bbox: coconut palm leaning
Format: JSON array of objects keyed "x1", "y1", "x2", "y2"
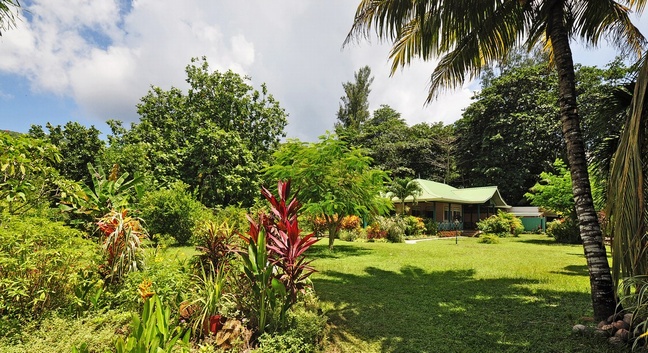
[{"x1": 345, "y1": 0, "x2": 646, "y2": 321}]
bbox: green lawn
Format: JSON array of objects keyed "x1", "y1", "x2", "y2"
[{"x1": 308, "y1": 234, "x2": 622, "y2": 353}]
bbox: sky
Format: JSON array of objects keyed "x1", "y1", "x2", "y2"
[{"x1": 0, "y1": 1, "x2": 647, "y2": 142}]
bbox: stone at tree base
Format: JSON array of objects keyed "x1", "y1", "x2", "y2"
[
  {"x1": 608, "y1": 313, "x2": 624, "y2": 323},
  {"x1": 613, "y1": 320, "x2": 630, "y2": 331},
  {"x1": 572, "y1": 324, "x2": 587, "y2": 334},
  {"x1": 594, "y1": 329, "x2": 611, "y2": 338},
  {"x1": 608, "y1": 336, "x2": 624, "y2": 346},
  {"x1": 600, "y1": 323, "x2": 615, "y2": 332},
  {"x1": 598, "y1": 320, "x2": 609, "y2": 329},
  {"x1": 614, "y1": 328, "x2": 630, "y2": 341},
  {"x1": 623, "y1": 313, "x2": 633, "y2": 325}
]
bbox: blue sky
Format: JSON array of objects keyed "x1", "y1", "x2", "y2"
[{"x1": 0, "y1": 1, "x2": 647, "y2": 141}]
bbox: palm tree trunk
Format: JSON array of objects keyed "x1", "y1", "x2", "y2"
[{"x1": 547, "y1": 0, "x2": 616, "y2": 321}]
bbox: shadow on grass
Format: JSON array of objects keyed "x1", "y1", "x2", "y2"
[
  {"x1": 314, "y1": 266, "x2": 616, "y2": 353},
  {"x1": 552, "y1": 265, "x2": 590, "y2": 277},
  {"x1": 517, "y1": 237, "x2": 567, "y2": 246},
  {"x1": 306, "y1": 243, "x2": 373, "y2": 260}
]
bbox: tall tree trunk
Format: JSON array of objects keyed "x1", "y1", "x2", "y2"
[{"x1": 547, "y1": 0, "x2": 616, "y2": 321}]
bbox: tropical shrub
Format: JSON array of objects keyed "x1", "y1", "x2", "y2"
[
  {"x1": 107, "y1": 249, "x2": 192, "y2": 313},
  {"x1": 61, "y1": 164, "x2": 144, "y2": 228},
  {"x1": 340, "y1": 215, "x2": 361, "y2": 230},
  {"x1": 189, "y1": 264, "x2": 231, "y2": 337},
  {"x1": 547, "y1": 218, "x2": 581, "y2": 244},
  {"x1": 139, "y1": 181, "x2": 207, "y2": 245},
  {"x1": 0, "y1": 310, "x2": 130, "y2": 352},
  {"x1": 425, "y1": 218, "x2": 438, "y2": 236},
  {"x1": 339, "y1": 229, "x2": 362, "y2": 242},
  {"x1": 115, "y1": 294, "x2": 191, "y2": 353},
  {"x1": 255, "y1": 306, "x2": 326, "y2": 353},
  {"x1": 213, "y1": 205, "x2": 250, "y2": 234},
  {"x1": 404, "y1": 216, "x2": 426, "y2": 236},
  {"x1": 96, "y1": 209, "x2": 147, "y2": 284},
  {"x1": 193, "y1": 220, "x2": 238, "y2": 272},
  {"x1": 477, "y1": 210, "x2": 523, "y2": 237},
  {"x1": 308, "y1": 216, "x2": 328, "y2": 237},
  {"x1": 0, "y1": 216, "x2": 99, "y2": 330},
  {"x1": 0, "y1": 132, "x2": 63, "y2": 215},
  {"x1": 478, "y1": 234, "x2": 501, "y2": 244},
  {"x1": 370, "y1": 216, "x2": 406, "y2": 243},
  {"x1": 240, "y1": 217, "x2": 283, "y2": 335},
  {"x1": 263, "y1": 182, "x2": 318, "y2": 308},
  {"x1": 366, "y1": 224, "x2": 387, "y2": 240}
]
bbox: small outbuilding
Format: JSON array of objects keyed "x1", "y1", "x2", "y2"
[{"x1": 508, "y1": 206, "x2": 559, "y2": 232}]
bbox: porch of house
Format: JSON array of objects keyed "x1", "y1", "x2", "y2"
[{"x1": 401, "y1": 201, "x2": 502, "y2": 232}]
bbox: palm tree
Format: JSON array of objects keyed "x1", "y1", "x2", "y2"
[
  {"x1": 0, "y1": 0, "x2": 20, "y2": 36},
  {"x1": 607, "y1": 55, "x2": 648, "y2": 293},
  {"x1": 389, "y1": 177, "x2": 422, "y2": 215},
  {"x1": 345, "y1": 0, "x2": 646, "y2": 320}
]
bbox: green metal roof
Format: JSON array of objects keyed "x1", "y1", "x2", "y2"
[{"x1": 396, "y1": 179, "x2": 510, "y2": 208}]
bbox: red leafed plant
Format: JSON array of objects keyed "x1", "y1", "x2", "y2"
[
  {"x1": 262, "y1": 181, "x2": 318, "y2": 306},
  {"x1": 239, "y1": 180, "x2": 318, "y2": 332}
]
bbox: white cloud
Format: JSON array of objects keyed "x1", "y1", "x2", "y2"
[
  {"x1": 2, "y1": 0, "x2": 638, "y2": 140},
  {"x1": 0, "y1": 90, "x2": 14, "y2": 100}
]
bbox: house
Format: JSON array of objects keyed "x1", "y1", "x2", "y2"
[{"x1": 392, "y1": 179, "x2": 510, "y2": 231}]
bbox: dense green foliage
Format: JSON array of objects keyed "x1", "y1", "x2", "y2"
[
  {"x1": 0, "y1": 132, "x2": 64, "y2": 215},
  {"x1": 139, "y1": 181, "x2": 208, "y2": 245},
  {"x1": 476, "y1": 210, "x2": 524, "y2": 237},
  {"x1": 455, "y1": 58, "x2": 562, "y2": 205},
  {"x1": 348, "y1": 105, "x2": 455, "y2": 181},
  {"x1": 0, "y1": 311, "x2": 130, "y2": 353},
  {"x1": 546, "y1": 218, "x2": 581, "y2": 244},
  {"x1": 525, "y1": 159, "x2": 575, "y2": 216},
  {"x1": 29, "y1": 122, "x2": 105, "y2": 184},
  {"x1": 0, "y1": 216, "x2": 99, "y2": 332},
  {"x1": 105, "y1": 57, "x2": 287, "y2": 208}
]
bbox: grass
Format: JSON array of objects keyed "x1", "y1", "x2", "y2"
[{"x1": 308, "y1": 234, "x2": 622, "y2": 353}]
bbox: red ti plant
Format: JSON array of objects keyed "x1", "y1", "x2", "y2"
[
  {"x1": 262, "y1": 181, "x2": 318, "y2": 307},
  {"x1": 239, "y1": 180, "x2": 318, "y2": 333}
]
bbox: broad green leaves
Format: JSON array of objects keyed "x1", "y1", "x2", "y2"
[{"x1": 0, "y1": 132, "x2": 63, "y2": 215}]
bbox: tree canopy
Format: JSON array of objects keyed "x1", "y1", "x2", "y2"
[
  {"x1": 28, "y1": 122, "x2": 105, "y2": 185},
  {"x1": 106, "y1": 57, "x2": 287, "y2": 207},
  {"x1": 454, "y1": 57, "x2": 562, "y2": 205},
  {"x1": 264, "y1": 133, "x2": 392, "y2": 249},
  {"x1": 336, "y1": 66, "x2": 374, "y2": 133}
]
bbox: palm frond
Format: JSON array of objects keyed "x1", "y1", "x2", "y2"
[
  {"x1": 573, "y1": 0, "x2": 646, "y2": 59},
  {"x1": 382, "y1": 0, "x2": 529, "y2": 99},
  {"x1": 0, "y1": 0, "x2": 20, "y2": 36},
  {"x1": 625, "y1": 0, "x2": 648, "y2": 14},
  {"x1": 608, "y1": 54, "x2": 648, "y2": 292}
]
